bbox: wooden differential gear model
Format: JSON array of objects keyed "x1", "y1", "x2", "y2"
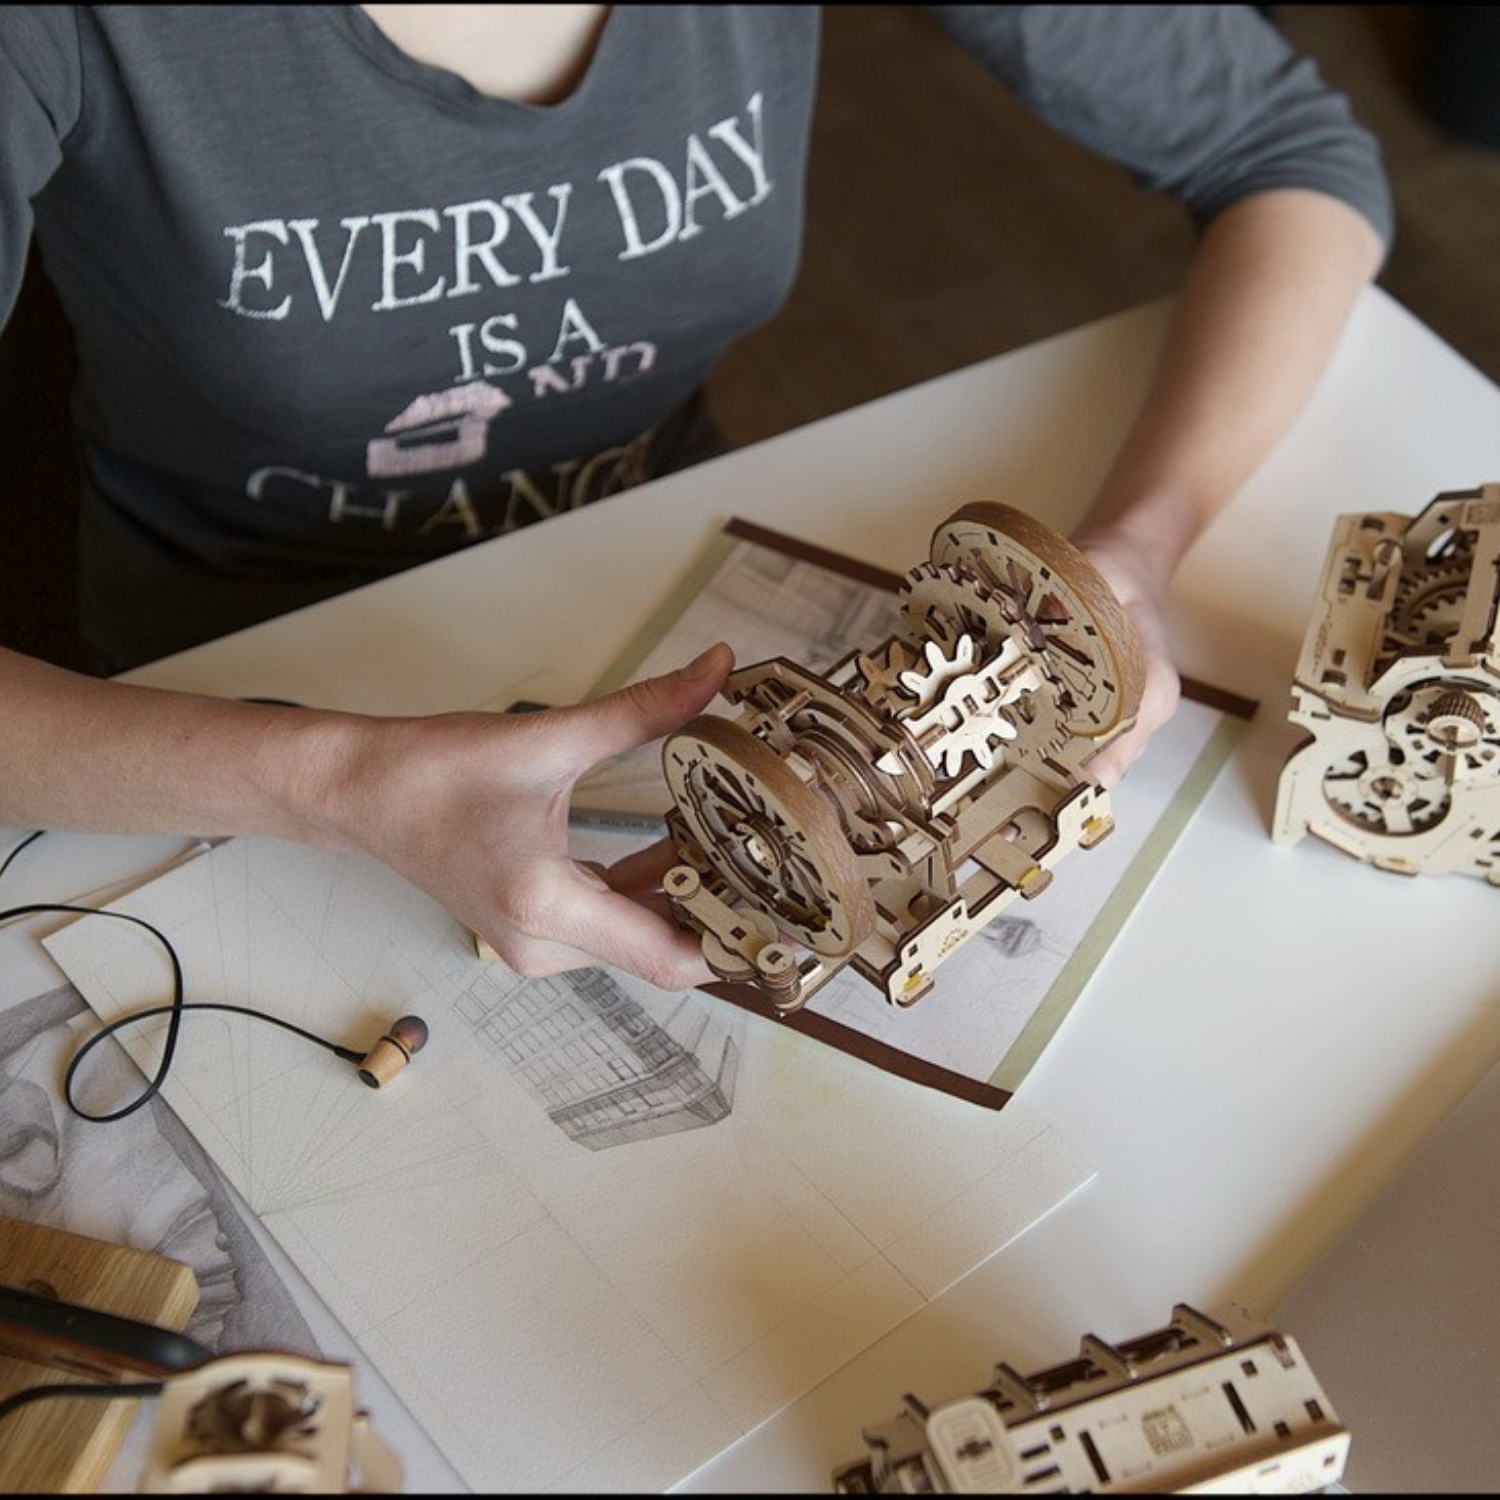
[
  {"x1": 1274, "y1": 484, "x2": 1500, "y2": 881},
  {"x1": 661, "y1": 502, "x2": 1145, "y2": 1014}
]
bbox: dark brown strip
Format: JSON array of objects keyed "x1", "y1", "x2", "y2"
[
  {"x1": 1180, "y1": 675, "x2": 1258, "y2": 720},
  {"x1": 725, "y1": 516, "x2": 907, "y2": 594},
  {"x1": 703, "y1": 979, "x2": 1012, "y2": 1111}
]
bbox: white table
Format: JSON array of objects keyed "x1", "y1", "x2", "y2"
[{"x1": 8, "y1": 285, "x2": 1500, "y2": 1491}]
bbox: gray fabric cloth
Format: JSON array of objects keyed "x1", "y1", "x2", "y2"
[{"x1": 0, "y1": 5, "x2": 1391, "y2": 668}]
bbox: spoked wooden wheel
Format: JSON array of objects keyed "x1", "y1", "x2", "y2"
[
  {"x1": 662, "y1": 716, "x2": 875, "y2": 958},
  {"x1": 924, "y1": 501, "x2": 1145, "y2": 738}
]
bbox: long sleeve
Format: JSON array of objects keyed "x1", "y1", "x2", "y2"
[
  {"x1": 926, "y1": 5, "x2": 1393, "y2": 243},
  {"x1": 0, "y1": 7, "x2": 82, "y2": 324}
]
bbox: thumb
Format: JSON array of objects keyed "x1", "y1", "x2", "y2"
[{"x1": 565, "y1": 642, "x2": 735, "y2": 770}]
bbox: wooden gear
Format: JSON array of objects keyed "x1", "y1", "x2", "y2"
[
  {"x1": 1274, "y1": 484, "x2": 1500, "y2": 880},
  {"x1": 662, "y1": 501, "x2": 1145, "y2": 1013}
]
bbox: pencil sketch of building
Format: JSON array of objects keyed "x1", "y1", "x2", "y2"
[
  {"x1": 574, "y1": 535, "x2": 907, "y2": 817},
  {"x1": 980, "y1": 915, "x2": 1043, "y2": 959},
  {"x1": 711, "y1": 543, "x2": 905, "y2": 670},
  {"x1": 455, "y1": 966, "x2": 739, "y2": 1149}
]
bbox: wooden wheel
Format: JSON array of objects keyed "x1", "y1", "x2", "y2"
[
  {"x1": 926, "y1": 501, "x2": 1145, "y2": 738},
  {"x1": 662, "y1": 715, "x2": 875, "y2": 958}
]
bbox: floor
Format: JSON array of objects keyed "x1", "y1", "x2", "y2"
[{"x1": 6, "y1": 5, "x2": 1500, "y2": 672}]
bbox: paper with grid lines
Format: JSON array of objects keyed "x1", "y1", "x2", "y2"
[{"x1": 45, "y1": 838, "x2": 1093, "y2": 1492}]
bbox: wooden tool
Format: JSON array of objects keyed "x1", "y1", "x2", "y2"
[{"x1": 0, "y1": 1217, "x2": 198, "y2": 1494}]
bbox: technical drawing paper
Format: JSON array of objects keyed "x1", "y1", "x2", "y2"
[{"x1": 44, "y1": 839, "x2": 1094, "y2": 1493}]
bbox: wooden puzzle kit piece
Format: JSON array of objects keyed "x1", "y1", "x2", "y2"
[
  {"x1": 830, "y1": 1303, "x2": 1349, "y2": 1494},
  {"x1": 662, "y1": 501, "x2": 1145, "y2": 1014},
  {"x1": 1273, "y1": 483, "x2": 1500, "y2": 880}
]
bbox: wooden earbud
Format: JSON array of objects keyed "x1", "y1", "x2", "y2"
[{"x1": 356, "y1": 1015, "x2": 429, "y2": 1088}]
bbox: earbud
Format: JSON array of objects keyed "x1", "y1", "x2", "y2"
[{"x1": 356, "y1": 1015, "x2": 429, "y2": 1088}]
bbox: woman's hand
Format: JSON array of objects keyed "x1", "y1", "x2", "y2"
[
  {"x1": 325, "y1": 643, "x2": 735, "y2": 990},
  {"x1": 1072, "y1": 529, "x2": 1181, "y2": 789}
]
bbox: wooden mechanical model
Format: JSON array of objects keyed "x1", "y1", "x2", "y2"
[
  {"x1": 1273, "y1": 484, "x2": 1500, "y2": 880},
  {"x1": 661, "y1": 501, "x2": 1145, "y2": 1014},
  {"x1": 138, "y1": 1351, "x2": 402, "y2": 1493},
  {"x1": 830, "y1": 1303, "x2": 1349, "y2": 1494}
]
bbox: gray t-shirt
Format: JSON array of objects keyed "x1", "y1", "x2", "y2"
[{"x1": 0, "y1": 6, "x2": 1391, "y2": 668}]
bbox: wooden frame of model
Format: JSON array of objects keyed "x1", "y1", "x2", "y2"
[
  {"x1": 660, "y1": 501, "x2": 1145, "y2": 1014},
  {"x1": 138, "y1": 1351, "x2": 402, "y2": 1493},
  {"x1": 1273, "y1": 484, "x2": 1500, "y2": 881},
  {"x1": 829, "y1": 1303, "x2": 1350, "y2": 1494}
]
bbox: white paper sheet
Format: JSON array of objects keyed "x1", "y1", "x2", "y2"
[{"x1": 45, "y1": 837, "x2": 1094, "y2": 1493}]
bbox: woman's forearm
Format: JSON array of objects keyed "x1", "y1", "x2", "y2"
[
  {"x1": 1073, "y1": 187, "x2": 1387, "y2": 586},
  {"x1": 1070, "y1": 187, "x2": 1386, "y2": 784},
  {"x1": 0, "y1": 644, "x2": 365, "y2": 842},
  {"x1": 0, "y1": 638, "x2": 737, "y2": 989}
]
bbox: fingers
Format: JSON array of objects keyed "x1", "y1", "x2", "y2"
[
  {"x1": 455, "y1": 654, "x2": 735, "y2": 987},
  {"x1": 601, "y1": 837, "x2": 685, "y2": 897},
  {"x1": 475, "y1": 874, "x2": 715, "y2": 991},
  {"x1": 549, "y1": 643, "x2": 735, "y2": 777},
  {"x1": 1086, "y1": 725, "x2": 1145, "y2": 790},
  {"x1": 470, "y1": 841, "x2": 716, "y2": 990},
  {"x1": 598, "y1": 840, "x2": 699, "y2": 932},
  {"x1": 1087, "y1": 650, "x2": 1181, "y2": 787},
  {"x1": 1068, "y1": 534, "x2": 1183, "y2": 788}
]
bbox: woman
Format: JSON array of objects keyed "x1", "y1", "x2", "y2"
[{"x1": 0, "y1": 6, "x2": 1390, "y2": 987}]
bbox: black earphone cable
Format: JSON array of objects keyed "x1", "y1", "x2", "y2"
[
  {"x1": 0, "y1": 833, "x2": 367, "y2": 1122},
  {"x1": 0, "y1": 828, "x2": 44, "y2": 884},
  {"x1": 0, "y1": 1378, "x2": 165, "y2": 1429}
]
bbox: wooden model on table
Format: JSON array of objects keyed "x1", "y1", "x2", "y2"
[
  {"x1": 138, "y1": 1350, "x2": 402, "y2": 1493},
  {"x1": 661, "y1": 501, "x2": 1145, "y2": 1015},
  {"x1": 1274, "y1": 484, "x2": 1500, "y2": 881},
  {"x1": 829, "y1": 1302, "x2": 1350, "y2": 1494}
]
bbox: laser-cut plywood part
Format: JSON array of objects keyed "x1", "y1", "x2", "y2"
[
  {"x1": 0, "y1": 1218, "x2": 198, "y2": 1495},
  {"x1": 662, "y1": 501, "x2": 1144, "y2": 1014},
  {"x1": 830, "y1": 1303, "x2": 1350, "y2": 1494},
  {"x1": 138, "y1": 1351, "x2": 402, "y2": 1493},
  {"x1": 1273, "y1": 484, "x2": 1500, "y2": 881}
]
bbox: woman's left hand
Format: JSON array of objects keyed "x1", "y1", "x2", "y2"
[{"x1": 1073, "y1": 530, "x2": 1182, "y2": 789}]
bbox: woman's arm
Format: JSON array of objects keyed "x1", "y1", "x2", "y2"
[
  {"x1": 922, "y1": 5, "x2": 1393, "y2": 781},
  {"x1": 1072, "y1": 186, "x2": 1387, "y2": 785},
  {"x1": 0, "y1": 639, "x2": 734, "y2": 986}
]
